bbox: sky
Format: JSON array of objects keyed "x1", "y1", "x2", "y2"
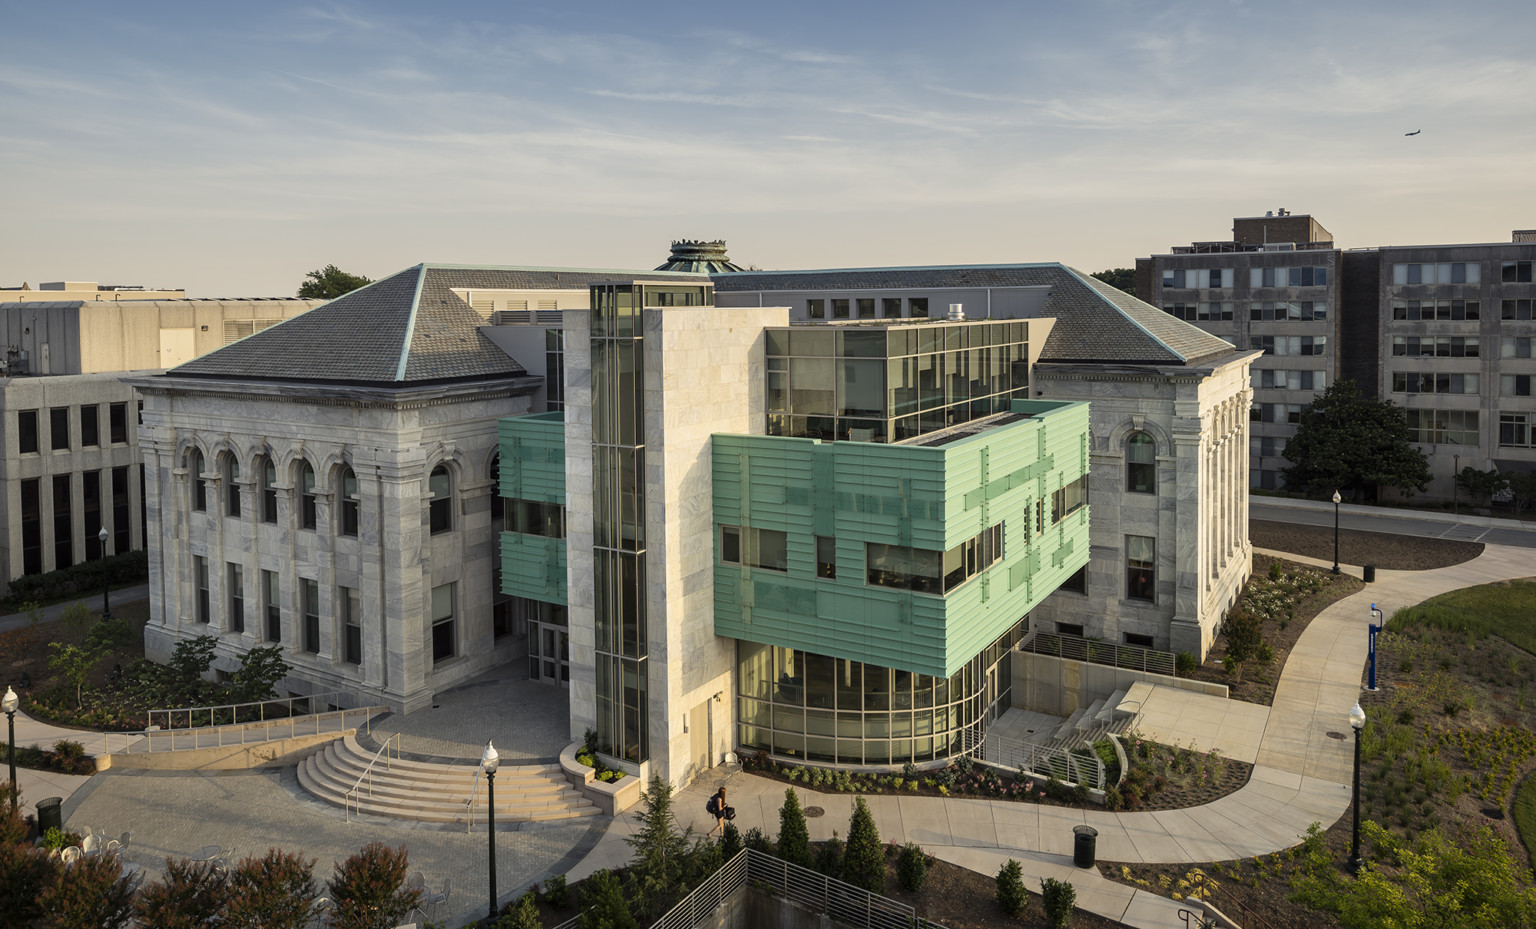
[{"x1": 3, "y1": 0, "x2": 1535, "y2": 297}]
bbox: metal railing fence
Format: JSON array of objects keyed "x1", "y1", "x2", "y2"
[
  {"x1": 956, "y1": 723, "x2": 1109, "y2": 790},
  {"x1": 148, "y1": 691, "x2": 364, "y2": 732},
  {"x1": 107, "y1": 705, "x2": 380, "y2": 755},
  {"x1": 1022, "y1": 633, "x2": 1177, "y2": 677},
  {"x1": 344, "y1": 733, "x2": 402, "y2": 822}
]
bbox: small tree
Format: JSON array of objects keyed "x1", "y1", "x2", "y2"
[
  {"x1": 59, "y1": 602, "x2": 95, "y2": 640},
  {"x1": 624, "y1": 776, "x2": 691, "y2": 919},
  {"x1": 495, "y1": 891, "x2": 541, "y2": 929},
  {"x1": 815, "y1": 830, "x2": 844, "y2": 878},
  {"x1": 1455, "y1": 467, "x2": 1507, "y2": 509},
  {"x1": 996, "y1": 859, "x2": 1028, "y2": 918},
  {"x1": 134, "y1": 858, "x2": 228, "y2": 927},
  {"x1": 48, "y1": 641, "x2": 103, "y2": 707},
  {"x1": 0, "y1": 841, "x2": 59, "y2": 926},
  {"x1": 223, "y1": 849, "x2": 319, "y2": 929},
  {"x1": 1282, "y1": 379, "x2": 1431, "y2": 500},
  {"x1": 841, "y1": 797, "x2": 884, "y2": 894},
  {"x1": 1041, "y1": 876, "x2": 1076, "y2": 928},
  {"x1": 38, "y1": 851, "x2": 136, "y2": 928},
  {"x1": 1509, "y1": 471, "x2": 1536, "y2": 517},
  {"x1": 297, "y1": 265, "x2": 372, "y2": 300},
  {"x1": 327, "y1": 842, "x2": 420, "y2": 929},
  {"x1": 777, "y1": 788, "x2": 813, "y2": 867},
  {"x1": 1221, "y1": 607, "x2": 1264, "y2": 683},
  {"x1": 719, "y1": 822, "x2": 742, "y2": 859},
  {"x1": 897, "y1": 842, "x2": 927, "y2": 892},
  {"x1": 230, "y1": 646, "x2": 292, "y2": 704},
  {"x1": 579, "y1": 869, "x2": 637, "y2": 929}
]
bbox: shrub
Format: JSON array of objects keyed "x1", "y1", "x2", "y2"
[
  {"x1": 777, "y1": 788, "x2": 813, "y2": 868},
  {"x1": 743, "y1": 826, "x2": 774, "y2": 855},
  {"x1": 0, "y1": 841, "x2": 59, "y2": 926},
  {"x1": 579, "y1": 869, "x2": 637, "y2": 929},
  {"x1": 327, "y1": 842, "x2": 420, "y2": 929},
  {"x1": 3, "y1": 549, "x2": 149, "y2": 606},
  {"x1": 815, "y1": 832, "x2": 844, "y2": 878},
  {"x1": 1041, "y1": 877, "x2": 1076, "y2": 928},
  {"x1": 38, "y1": 849, "x2": 136, "y2": 928},
  {"x1": 842, "y1": 797, "x2": 884, "y2": 893},
  {"x1": 223, "y1": 849, "x2": 319, "y2": 929},
  {"x1": 1103, "y1": 785, "x2": 1123, "y2": 811},
  {"x1": 495, "y1": 891, "x2": 541, "y2": 929},
  {"x1": 134, "y1": 858, "x2": 229, "y2": 928},
  {"x1": 624, "y1": 776, "x2": 692, "y2": 919},
  {"x1": 996, "y1": 859, "x2": 1028, "y2": 918},
  {"x1": 897, "y1": 842, "x2": 927, "y2": 892},
  {"x1": 719, "y1": 822, "x2": 742, "y2": 859},
  {"x1": 543, "y1": 873, "x2": 570, "y2": 908},
  {"x1": 1175, "y1": 651, "x2": 1198, "y2": 677}
]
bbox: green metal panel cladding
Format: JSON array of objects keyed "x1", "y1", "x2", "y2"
[
  {"x1": 499, "y1": 411, "x2": 567, "y2": 605},
  {"x1": 713, "y1": 400, "x2": 1091, "y2": 678}
]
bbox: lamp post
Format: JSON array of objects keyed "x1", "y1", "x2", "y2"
[
  {"x1": 483, "y1": 740, "x2": 499, "y2": 924},
  {"x1": 3, "y1": 686, "x2": 18, "y2": 813},
  {"x1": 98, "y1": 527, "x2": 112, "y2": 622},
  {"x1": 1331, "y1": 490, "x2": 1342, "y2": 575},
  {"x1": 1349, "y1": 702, "x2": 1366, "y2": 874},
  {"x1": 1453, "y1": 454, "x2": 1460, "y2": 517}
]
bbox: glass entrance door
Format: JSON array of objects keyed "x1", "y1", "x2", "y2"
[{"x1": 529, "y1": 621, "x2": 570, "y2": 687}]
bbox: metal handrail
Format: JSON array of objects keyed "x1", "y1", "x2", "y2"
[
  {"x1": 973, "y1": 727, "x2": 1108, "y2": 790},
  {"x1": 148, "y1": 691, "x2": 361, "y2": 732},
  {"x1": 343, "y1": 733, "x2": 401, "y2": 822},
  {"x1": 1023, "y1": 633, "x2": 1177, "y2": 677},
  {"x1": 108, "y1": 705, "x2": 381, "y2": 755}
]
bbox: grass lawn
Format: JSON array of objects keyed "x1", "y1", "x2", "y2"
[{"x1": 1386, "y1": 579, "x2": 1536, "y2": 653}]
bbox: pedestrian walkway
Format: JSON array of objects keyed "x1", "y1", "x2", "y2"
[
  {"x1": 0, "y1": 583, "x2": 151, "y2": 633},
  {"x1": 568, "y1": 541, "x2": 1536, "y2": 928}
]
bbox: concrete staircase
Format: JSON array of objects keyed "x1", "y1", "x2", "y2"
[
  {"x1": 296, "y1": 733, "x2": 601, "y2": 825},
  {"x1": 1049, "y1": 688, "x2": 1133, "y2": 750}
]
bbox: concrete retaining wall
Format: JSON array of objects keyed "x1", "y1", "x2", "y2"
[
  {"x1": 104, "y1": 730, "x2": 346, "y2": 771},
  {"x1": 1013, "y1": 652, "x2": 1226, "y2": 717}
]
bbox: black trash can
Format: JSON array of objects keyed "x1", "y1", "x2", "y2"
[
  {"x1": 35, "y1": 797, "x2": 63, "y2": 835},
  {"x1": 1073, "y1": 824, "x2": 1098, "y2": 868},
  {"x1": 1363, "y1": 565, "x2": 1376, "y2": 583}
]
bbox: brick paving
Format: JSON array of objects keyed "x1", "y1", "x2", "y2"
[{"x1": 366, "y1": 672, "x2": 573, "y2": 762}]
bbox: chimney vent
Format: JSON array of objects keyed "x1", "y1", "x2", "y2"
[{"x1": 947, "y1": 303, "x2": 965, "y2": 321}]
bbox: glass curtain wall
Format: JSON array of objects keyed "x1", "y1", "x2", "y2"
[
  {"x1": 765, "y1": 320, "x2": 1030, "y2": 444},
  {"x1": 736, "y1": 620, "x2": 1024, "y2": 767}
]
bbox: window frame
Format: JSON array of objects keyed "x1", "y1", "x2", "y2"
[
  {"x1": 339, "y1": 465, "x2": 359, "y2": 536},
  {"x1": 1125, "y1": 535, "x2": 1155, "y2": 603},
  {"x1": 190, "y1": 449, "x2": 207, "y2": 512},
  {"x1": 80, "y1": 405, "x2": 99, "y2": 448},
  {"x1": 302, "y1": 579, "x2": 321, "y2": 653},
  {"x1": 109, "y1": 403, "x2": 129, "y2": 444},
  {"x1": 263, "y1": 569, "x2": 281, "y2": 643},
  {"x1": 50, "y1": 407, "x2": 70, "y2": 451},
  {"x1": 228, "y1": 562, "x2": 244, "y2": 634},
  {"x1": 298, "y1": 461, "x2": 317, "y2": 530},
  {"x1": 223, "y1": 454, "x2": 241, "y2": 517},
  {"x1": 1126, "y1": 432, "x2": 1155, "y2": 494},
  {"x1": 260, "y1": 457, "x2": 278, "y2": 524},
  {"x1": 341, "y1": 586, "x2": 362, "y2": 665},
  {"x1": 195, "y1": 556, "x2": 211, "y2": 624},
  {"x1": 428, "y1": 465, "x2": 452, "y2": 535},
  {"x1": 431, "y1": 583, "x2": 455, "y2": 664}
]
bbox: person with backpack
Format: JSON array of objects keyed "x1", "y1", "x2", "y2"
[{"x1": 706, "y1": 787, "x2": 729, "y2": 836}]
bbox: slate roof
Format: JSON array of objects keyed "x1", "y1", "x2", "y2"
[
  {"x1": 716, "y1": 263, "x2": 1237, "y2": 366},
  {"x1": 169, "y1": 264, "x2": 710, "y2": 386}
]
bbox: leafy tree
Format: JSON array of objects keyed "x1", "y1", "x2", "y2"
[
  {"x1": 841, "y1": 797, "x2": 884, "y2": 894},
  {"x1": 223, "y1": 849, "x2": 319, "y2": 929},
  {"x1": 230, "y1": 646, "x2": 292, "y2": 704},
  {"x1": 897, "y1": 842, "x2": 927, "y2": 892},
  {"x1": 1041, "y1": 876, "x2": 1076, "y2": 928},
  {"x1": 134, "y1": 858, "x2": 229, "y2": 928},
  {"x1": 58, "y1": 602, "x2": 94, "y2": 640},
  {"x1": 38, "y1": 851, "x2": 137, "y2": 928},
  {"x1": 579, "y1": 869, "x2": 637, "y2": 929},
  {"x1": 1509, "y1": 471, "x2": 1536, "y2": 517},
  {"x1": 327, "y1": 842, "x2": 420, "y2": 929},
  {"x1": 1282, "y1": 379, "x2": 1431, "y2": 500},
  {"x1": 169, "y1": 635, "x2": 220, "y2": 682},
  {"x1": 297, "y1": 265, "x2": 372, "y2": 300},
  {"x1": 1090, "y1": 268, "x2": 1136, "y2": 297},
  {"x1": 777, "y1": 788, "x2": 813, "y2": 867},
  {"x1": 1221, "y1": 607, "x2": 1264, "y2": 683},
  {"x1": 624, "y1": 776, "x2": 691, "y2": 918},
  {"x1": 996, "y1": 858, "x2": 1028, "y2": 918},
  {"x1": 0, "y1": 840, "x2": 59, "y2": 926},
  {"x1": 1454, "y1": 467, "x2": 1507, "y2": 509},
  {"x1": 495, "y1": 891, "x2": 541, "y2": 929},
  {"x1": 48, "y1": 642, "x2": 103, "y2": 707},
  {"x1": 84, "y1": 616, "x2": 134, "y2": 655}
]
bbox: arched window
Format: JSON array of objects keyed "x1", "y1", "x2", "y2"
[
  {"x1": 1126, "y1": 432, "x2": 1155, "y2": 494},
  {"x1": 224, "y1": 454, "x2": 242, "y2": 517},
  {"x1": 429, "y1": 465, "x2": 452, "y2": 534},
  {"x1": 298, "y1": 461, "x2": 317, "y2": 530},
  {"x1": 190, "y1": 449, "x2": 206, "y2": 512},
  {"x1": 260, "y1": 457, "x2": 278, "y2": 523},
  {"x1": 338, "y1": 465, "x2": 359, "y2": 537}
]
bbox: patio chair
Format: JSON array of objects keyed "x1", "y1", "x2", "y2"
[
  {"x1": 418, "y1": 877, "x2": 450, "y2": 921},
  {"x1": 60, "y1": 846, "x2": 81, "y2": 864},
  {"x1": 81, "y1": 834, "x2": 102, "y2": 857}
]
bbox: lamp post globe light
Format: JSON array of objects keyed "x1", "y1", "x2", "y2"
[
  {"x1": 1331, "y1": 490, "x2": 1342, "y2": 575},
  {"x1": 3, "y1": 685, "x2": 18, "y2": 812},
  {"x1": 483, "y1": 740, "x2": 500, "y2": 923},
  {"x1": 1349, "y1": 702, "x2": 1367, "y2": 874},
  {"x1": 98, "y1": 527, "x2": 112, "y2": 621}
]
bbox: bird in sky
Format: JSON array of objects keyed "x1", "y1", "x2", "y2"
[{"x1": 1405, "y1": 130, "x2": 1421, "y2": 136}]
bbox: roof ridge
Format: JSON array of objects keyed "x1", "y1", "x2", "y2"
[
  {"x1": 396, "y1": 264, "x2": 427, "y2": 382},
  {"x1": 1058, "y1": 266, "x2": 1187, "y2": 363}
]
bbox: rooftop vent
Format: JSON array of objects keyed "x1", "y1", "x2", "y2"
[
  {"x1": 947, "y1": 303, "x2": 965, "y2": 321},
  {"x1": 1514, "y1": 230, "x2": 1536, "y2": 243}
]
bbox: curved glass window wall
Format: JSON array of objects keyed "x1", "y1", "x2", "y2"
[{"x1": 737, "y1": 621, "x2": 1023, "y2": 767}]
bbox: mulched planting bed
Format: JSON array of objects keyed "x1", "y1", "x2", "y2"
[{"x1": 1251, "y1": 518, "x2": 1483, "y2": 570}]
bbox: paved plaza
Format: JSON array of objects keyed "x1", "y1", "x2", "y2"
[{"x1": 364, "y1": 671, "x2": 573, "y2": 762}]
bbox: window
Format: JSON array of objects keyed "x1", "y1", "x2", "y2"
[
  {"x1": 298, "y1": 461, "x2": 317, "y2": 530},
  {"x1": 1250, "y1": 266, "x2": 1327, "y2": 288},
  {"x1": 868, "y1": 524, "x2": 1001, "y2": 594},
  {"x1": 1059, "y1": 566, "x2": 1087, "y2": 595},
  {"x1": 1503, "y1": 375, "x2": 1533, "y2": 397},
  {"x1": 224, "y1": 454, "x2": 241, "y2": 517},
  {"x1": 1250, "y1": 335, "x2": 1327, "y2": 356},
  {"x1": 1250, "y1": 301, "x2": 1327, "y2": 321},
  {"x1": 510, "y1": 498, "x2": 565, "y2": 537},
  {"x1": 720, "y1": 526, "x2": 788, "y2": 572},
  {"x1": 1391, "y1": 372, "x2": 1480, "y2": 395},
  {"x1": 428, "y1": 465, "x2": 452, "y2": 534},
  {"x1": 1499, "y1": 413, "x2": 1532, "y2": 448},
  {"x1": 81, "y1": 406, "x2": 99, "y2": 447},
  {"x1": 431, "y1": 584, "x2": 455, "y2": 663},
  {"x1": 341, "y1": 586, "x2": 361, "y2": 665},
  {"x1": 1502, "y1": 338, "x2": 1533, "y2": 359},
  {"x1": 112, "y1": 466, "x2": 130, "y2": 555},
  {"x1": 1502, "y1": 261, "x2": 1533, "y2": 283},
  {"x1": 18, "y1": 410, "x2": 38, "y2": 454},
  {"x1": 339, "y1": 466, "x2": 359, "y2": 536},
  {"x1": 1199, "y1": 302, "x2": 1235, "y2": 321},
  {"x1": 1255, "y1": 369, "x2": 1326, "y2": 391},
  {"x1": 544, "y1": 329, "x2": 565, "y2": 412},
  {"x1": 83, "y1": 471, "x2": 102, "y2": 559},
  {"x1": 1392, "y1": 336, "x2": 1479, "y2": 357},
  {"x1": 1503, "y1": 299, "x2": 1535, "y2": 321},
  {"x1": 940, "y1": 524, "x2": 1003, "y2": 592},
  {"x1": 1250, "y1": 403, "x2": 1303, "y2": 424},
  {"x1": 1124, "y1": 633, "x2": 1155, "y2": 649},
  {"x1": 52, "y1": 475, "x2": 71, "y2": 568},
  {"x1": 882, "y1": 298, "x2": 902, "y2": 318},
  {"x1": 1056, "y1": 622, "x2": 1085, "y2": 636},
  {"x1": 1393, "y1": 262, "x2": 1479, "y2": 285},
  {"x1": 832, "y1": 299, "x2": 850, "y2": 320},
  {"x1": 196, "y1": 557, "x2": 210, "y2": 624},
  {"x1": 109, "y1": 403, "x2": 129, "y2": 444},
  {"x1": 190, "y1": 449, "x2": 207, "y2": 512},
  {"x1": 1126, "y1": 432, "x2": 1155, "y2": 493},
  {"x1": 263, "y1": 570, "x2": 281, "y2": 643},
  {"x1": 807, "y1": 299, "x2": 825, "y2": 320},
  {"x1": 816, "y1": 535, "x2": 837, "y2": 579},
  {"x1": 50, "y1": 408, "x2": 69, "y2": 450},
  {"x1": 1126, "y1": 536, "x2": 1155, "y2": 602},
  {"x1": 303, "y1": 579, "x2": 320, "y2": 653},
  {"x1": 1250, "y1": 435, "x2": 1287, "y2": 458},
  {"x1": 1404, "y1": 409, "x2": 1479, "y2": 446},
  {"x1": 259, "y1": 458, "x2": 277, "y2": 523},
  {"x1": 1052, "y1": 474, "x2": 1088, "y2": 521},
  {"x1": 909, "y1": 298, "x2": 929, "y2": 317},
  {"x1": 1391, "y1": 299, "x2": 1480, "y2": 321},
  {"x1": 857, "y1": 298, "x2": 875, "y2": 319},
  {"x1": 1163, "y1": 268, "x2": 1232, "y2": 289},
  {"x1": 1163, "y1": 303, "x2": 1196, "y2": 321},
  {"x1": 228, "y1": 563, "x2": 244, "y2": 633},
  {"x1": 20, "y1": 479, "x2": 41, "y2": 575}
]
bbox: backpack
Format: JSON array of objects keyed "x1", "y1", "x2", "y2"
[{"x1": 706, "y1": 796, "x2": 719, "y2": 816}]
